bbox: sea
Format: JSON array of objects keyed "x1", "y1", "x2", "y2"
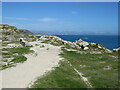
[{"x1": 55, "y1": 35, "x2": 119, "y2": 50}]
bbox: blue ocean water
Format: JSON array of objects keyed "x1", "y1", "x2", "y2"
[
  {"x1": 56, "y1": 35, "x2": 119, "y2": 50},
  {"x1": 36, "y1": 36, "x2": 41, "y2": 38}
]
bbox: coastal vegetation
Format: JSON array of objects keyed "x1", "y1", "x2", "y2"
[
  {"x1": 1, "y1": 46, "x2": 34, "y2": 70},
  {"x1": 0, "y1": 24, "x2": 35, "y2": 70},
  {"x1": 60, "y1": 50, "x2": 118, "y2": 88},
  {"x1": 32, "y1": 60, "x2": 87, "y2": 88},
  {"x1": 2, "y1": 47, "x2": 33, "y2": 55},
  {"x1": 32, "y1": 49, "x2": 118, "y2": 88},
  {"x1": 31, "y1": 35, "x2": 119, "y2": 88}
]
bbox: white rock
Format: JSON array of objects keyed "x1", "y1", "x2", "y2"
[
  {"x1": 90, "y1": 43, "x2": 96, "y2": 45},
  {"x1": 113, "y1": 48, "x2": 120, "y2": 52},
  {"x1": 0, "y1": 62, "x2": 8, "y2": 65},
  {"x1": 103, "y1": 66, "x2": 111, "y2": 70},
  {"x1": 7, "y1": 44, "x2": 16, "y2": 47},
  {"x1": 84, "y1": 47, "x2": 89, "y2": 50},
  {"x1": 40, "y1": 37, "x2": 48, "y2": 41},
  {"x1": 105, "y1": 49, "x2": 112, "y2": 53},
  {"x1": 80, "y1": 65, "x2": 86, "y2": 67},
  {"x1": 98, "y1": 45, "x2": 102, "y2": 48}
]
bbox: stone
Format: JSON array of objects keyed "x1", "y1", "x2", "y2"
[
  {"x1": 105, "y1": 49, "x2": 112, "y2": 53},
  {"x1": 0, "y1": 62, "x2": 8, "y2": 65},
  {"x1": 103, "y1": 66, "x2": 111, "y2": 70},
  {"x1": 90, "y1": 43, "x2": 96, "y2": 45},
  {"x1": 13, "y1": 53, "x2": 19, "y2": 56},
  {"x1": 40, "y1": 37, "x2": 48, "y2": 41},
  {"x1": 7, "y1": 44, "x2": 16, "y2": 47},
  {"x1": 113, "y1": 48, "x2": 120, "y2": 52},
  {"x1": 9, "y1": 62, "x2": 14, "y2": 64},
  {"x1": 84, "y1": 47, "x2": 89, "y2": 50},
  {"x1": 76, "y1": 39, "x2": 89, "y2": 47},
  {"x1": 98, "y1": 45, "x2": 102, "y2": 49},
  {"x1": 80, "y1": 65, "x2": 86, "y2": 67},
  {"x1": 70, "y1": 45, "x2": 75, "y2": 48}
]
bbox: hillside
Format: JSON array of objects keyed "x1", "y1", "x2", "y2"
[
  {"x1": 0, "y1": 24, "x2": 35, "y2": 41},
  {"x1": 19, "y1": 29, "x2": 33, "y2": 35}
]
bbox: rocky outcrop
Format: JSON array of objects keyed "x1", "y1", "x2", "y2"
[
  {"x1": 39, "y1": 35, "x2": 112, "y2": 53},
  {"x1": 0, "y1": 24, "x2": 36, "y2": 42},
  {"x1": 113, "y1": 48, "x2": 120, "y2": 52},
  {"x1": 75, "y1": 39, "x2": 89, "y2": 47},
  {"x1": 1, "y1": 24, "x2": 20, "y2": 41}
]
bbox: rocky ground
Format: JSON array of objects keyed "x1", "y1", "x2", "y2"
[{"x1": 39, "y1": 35, "x2": 113, "y2": 53}]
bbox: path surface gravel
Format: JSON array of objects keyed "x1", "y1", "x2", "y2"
[{"x1": 1, "y1": 41, "x2": 61, "y2": 88}]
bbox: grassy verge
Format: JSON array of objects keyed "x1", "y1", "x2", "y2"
[
  {"x1": 32, "y1": 60, "x2": 87, "y2": 88},
  {"x1": 2, "y1": 47, "x2": 34, "y2": 55},
  {"x1": 11, "y1": 55, "x2": 27, "y2": 63},
  {"x1": 1, "y1": 47, "x2": 34, "y2": 70},
  {"x1": 31, "y1": 48, "x2": 118, "y2": 88},
  {"x1": 2, "y1": 41, "x2": 19, "y2": 46},
  {"x1": 60, "y1": 50, "x2": 119, "y2": 88}
]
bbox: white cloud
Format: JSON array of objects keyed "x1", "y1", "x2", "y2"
[
  {"x1": 39, "y1": 18, "x2": 57, "y2": 22},
  {"x1": 3, "y1": 17, "x2": 28, "y2": 21},
  {"x1": 72, "y1": 11, "x2": 78, "y2": 14},
  {"x1": 15, "y1": 18, "x2": 28, "y2": 20},
  {"x1": 3, "y1": 17, "x2": 58, "y2": 22}
]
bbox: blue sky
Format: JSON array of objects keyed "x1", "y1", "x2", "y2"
[{"x1": 2, "y1": 2, "x2": 118, "y2": 35}]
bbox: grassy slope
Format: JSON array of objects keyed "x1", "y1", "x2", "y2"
[
  {"x1": 32, "y1": 49, "x2": 118, "y2": 88},
  {"x1": 32, "y1": 60, "x2": 87, "y2": 88},
  {"x1": 60, "y1": 50, "x2": 119, "y2": 88}
]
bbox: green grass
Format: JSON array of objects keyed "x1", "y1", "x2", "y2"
[
  {"x1": 1, "y1": 47, "x2": 34, "y2": 70},
  {"x1": 0, "y1": 64, "x2": 2, "y2": 70},
  {"x1": 11, "y1": 55, "x2": 27, "y2": 63},
  {"x1": 41, "y1": 39, "x2": 63, "y2": 46},
  {"x1": 32, "y1": 60, "x2": 87, "y2": 88},
  {"x1": 31, "y1": 49, "x2": 118, "y2": 88},
  {"x1": 2, "y1": 55, "x2": 12, "y2": 58},
  {"x1": 60, "y1": 50, "x2": 119, "y2": 88},
  {"x1": 2, "y1": 41, "x2": 19, "y2": 46},
  {"x1": 41, "y1": 40, "x2": 50, "y2": 44},
  {"x1": 1, "y1": 64, "x2": 15, "y2": 70},
  {"x1": 2, "y1": 52, "x2": 12, "y2": 55},
  {"x1": 1, "y1": 55, "x2": 28, "y2": 70},
  {"x1": 2, "y1": 47, "x2": 34, "y2": 55}
]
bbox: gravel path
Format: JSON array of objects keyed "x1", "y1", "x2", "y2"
[{"x1": 1, "y1": 41, "x2": 61, "y2": 88}]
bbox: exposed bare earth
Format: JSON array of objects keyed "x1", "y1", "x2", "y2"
[{"x1": 1, "y1": 41, "x2": 61, "y2": 88}]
